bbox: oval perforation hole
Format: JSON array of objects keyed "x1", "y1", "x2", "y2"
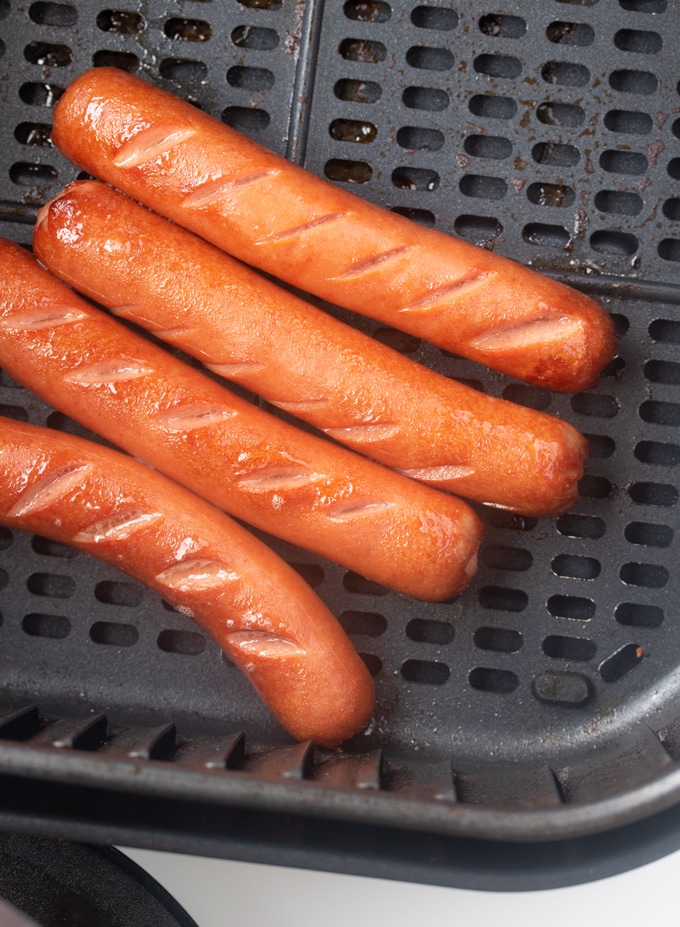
[
  {"x1": 27, "y1": 572, "x2": 76, "y2": 598},
  {"x1": 541, "y1": 61, "x2": 589, "y2": 87},
  {"x1": 625, "y1": 521, "x2": 673, "y2": 548},
  {"x1": 594, "y1": 190, "x2": 644, "y2": 216},
  {"x1": 547, "y1": 594, "x2": 596, "y2": 621},
  {"x1": 24, "y1": 41, "x2": 73, "y2": 67},
  {"x1": 667, "y1": 159, "x2": 680, "y2": 180},
  {"x1": 94, "y1": 580, "x2": 144, "y2": 607},
  {"x1": 619, "y1": 0, "x2": 666, "y2": 10},
  {"x1": 454, "y1": 215, "x2": 503, "y2": 244},
  {"x1": 616, "y1": 602, "x2": 664, "y2": 628},
  {"x1": 556, "y1": 513, "x2": 606, "y2": 540},
  {"x1": 658, "y1": 240, "x2": 680, "y2": 263},
  {"x1": 401, "y1": 659, "x2": 450, "y2": 685},
  {"x1": 536, "y1": 101, "x2": 585, "y2": 127},
  {"x1": 464, "y1": 135, "x2": 512, "y2": 160},
  {"x1": 479, "y1": 13, "x2": 526, "y2": 38},
  {"x1": 478, "y1": 586, "x2": 528, "y2": 612},
  {"x1": 609, "y1": 69, "x2": 659, "y2": 95},
  {"x1": 600, "y1": 643, "x2": 643, "y2": 682},
  {"x1": 543, "y1": 635, "x2": 596, "y2": 661},
  {"x1": 360, "y1": 652, "x2": 382, "y2": 676},
  {"x1": 469, "y1": 667, "x2": 518, "y2": 694},
  {"x1": 527, "y1": 182, "x2": 575, "y2": 208},
  {"x1": 159, "y1": 58, "x2": 207, "y2": 83},
  {"x1": 334, "y1": 78, "x2": 381, "y2": 104},
  {"x1": 29, "y1": 1, "x2": 77, "y2": 26},
  {"x1": 522, "y1": 223, "x2": 570, "y2": 249},
  {"x1": 0, "y1": 527, "x2": 12, "y2": 551},
  {"x1": 469, "y1": 94, "x2": 517, "y2": 120},
  {"x1": 474, "y1": 626, "x2": 522, "y2": 653},
  {"x1": 600, "y1": 149, "x2": 648, "y2": 175},
  {"x1": 640, "y1": 399, "x2": 680, "y2": 426},
  {"x1": 165, "y1": 17, "x2": 212, "y2": 42},
  {"x1": 31, "y1": 536, "x2": 79, "y2": 559},
  {"x1": 227, "y1": 66, "x2": 275, "y2": 92},
  {"x1": 239, "y1": 0, "x2": 282, "y2": 8},
  {"x1": 344, "y1": 0, "x2": 391, "y2": 22},
  {"x1": 649, "y1": 319, "x2": 680, "y2": 344},
  {"x1": 406, "y1": 618, "x2": 454, "y2": 645},
  {"x1": 392, "y1": 166, "x2": 439, "y2": 192},
  {"x1": 325, "y1": 159, "x2": 372, "y2": 184},
  {"x1": 474, "y1": 54, "x2": 522, "y2": 79},
  {"x1": 222, "y1": 107, "x2": 270, "y2": 133},
  {"x1": 620, "y1": 561, "x2": 669, "y2": 588},
  {"x1": 532, "y1": 141, "x2": 580, "y2": 167},
  {"x1": 157, "y1": 629, "x2": 206, "y2": 655},
  {"x1": 480, "y1": 545, "x2": 533, "y2": 571},
  {"x1": 571, "y1": 393, "x2": 619, "y2": 419},
  {"x1": 406, "y1": 45, "x2": 454, "y2": 71},
  {"x1": 578, "y1": 474, "x2": 614, "y2": 499},
  {"x1": 92, "y1": 50, "x2": 139, "y2": 71},
  {"x1": 634, "y1": 440, "x2": 680, "y2": 467},
  {"x1": 552, "y1": 554, "x2": 601, "y2": 580},
  {"x1": 590, "y1": 229, "x2": 639, "y2": 257},
  {"x1": 0, "y1": 568, "x2": 8, "y2": 591},
  {"x1": 614, "y1": 28, "x2": 662, "y2": 53},
  {"x1": 9, "y1": 162, "x2": 58, "y2": 187},
  {"x1": 231, "y1": 25, "x2": 279, "y2": 50},
  {"x1": 22, "y1": 613, "x2": 71, "y2": 639},
  {"x1": 339, "y1": 38, "x2": 386, "y2": 62},
  {"x1": 629, "y1": 481, "x2": 678, "y2": 507},
  {"x1": 0, "y1": 404, "x2": 28, "y2": 422},
  {"x1": 396, "y1": 126, "x2": 444, "y2": 151},
  {"x1": 372, "y1": 326, "x2": 421, "y2": 353},
  {"x1": 604, "y1": 109, "x2": 653, "y2": 135},
  {"x1": 330, "y1": 118, "x2": 377, "y2": 144},
  {"x1": 14, "y1": 122, "x2": 54, "y2": 148},
  {"x1": 411, "y1": 5, "x2": 458, "y2": 30},
  {"x1": 402, "y1": 85, "x2": 450, "y2": 111},
  {"x1": 339, "y1": 610, "x2": 387, "y2": 637},
  {"x1": 459, "y1": 174, "x2": 508, "y2": 200},
  {"x1": 663, "y1": 198, "x2": 680, "y2": 221},
  {"x1": 546, "y1": 20, "x2": 594, "y2": 46},
  {"x1": 19, "y1": 82, "x2": 64, "y2": 107},
  {"x1": 96, "y1": 10, "x2": 146, "y2": 34},
  {"x1": 90, "y1": 620, "x2": 139, "y2": 647}
]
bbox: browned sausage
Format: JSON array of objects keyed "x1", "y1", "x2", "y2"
[
  {"x1": 51, "y1": 67, "x2": 617, "y2": 393},
  {"x1": 0, "y1": 415, "x2": 375, "y2": 747}
]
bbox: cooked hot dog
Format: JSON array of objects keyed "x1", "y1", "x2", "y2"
[
  {"x1": 0, "y1": 239, "x2": 483, "y2": 601},
  {"x1": 0, "y1": 415, "x2": 374, "y2": 747},
  {"x1": 35, "y1": 180, "x2": 588, "y2": 517},
  {"x1": 51, "y1": 67, "x2": 616, "y2": 393}
]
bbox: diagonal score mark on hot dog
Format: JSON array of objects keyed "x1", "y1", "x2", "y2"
[
  {"x1": 326, "y1": 499, "x2": 394, "y2": 522},
  {"x1": 399, "y1": 274, "x2": 493, "y2": 313},
  {"x1": 64, "y1": 358, "x2": 156, "y2": 384},
  {"x1": 155, "y1": 403, "x2": 238, "y2": 431},
  {"x1": 74, "y1": 511, "x2": 165, "y2": 544},
  {"x1": 323, "y1": 423, "x2": 402, "y2": 443},
  {"x1": 225, "y1": 631, "x2": 305, "y2": 659},
  {"x1": 0, "y1": 305, "x2": 89, "y2": 331},
  {"x1": 468, "y1": 310, "x2": 585, "y2": 352},
  {"x1": 237, "y1": 465, "x2": 323, "y2": 492},
  {"x1": 7, "y1": 464, "x2": 92, "y2": 517},
  {"x1": 400, "y1": 465, "x2": 477, "y2": 482},
  {"x1": 333, "y1": 246, "x2": 413, "y2": 280},
  {"x1": 112, "y1": 126, "x2": 197, "y2": 168},
  {"x1": 183, "y1": 169, "x2": 282, "y2": 209},
  {"x1": 254, "y1": 212, "x2": 350, "y2": 245}
]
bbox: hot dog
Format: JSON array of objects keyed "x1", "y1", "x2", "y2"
[
  {"x1": 0, "y1": 415, "x2": 374, "y2": 747},
  {"x1": 50, "y1": 67, "x2": 616, "y2": 394},
  {"x1": 0, "y1": 239, "x2": 483, "y2": 602},
  {"x1": 35, "y1": 180, "x2": 589, "y2": 517}
]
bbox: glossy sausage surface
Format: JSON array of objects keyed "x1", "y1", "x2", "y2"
[
  {"x1": 35, "y1": 180, "x2": 589, "y2": 517},
  {"x1": 0, "y1": 239, "x2": 483, "y2": 601},
  {"x1": 51, "y1": 67, "x2": 617, "y2": 393},
  {"x1": 0, "y1": 416, "x2": 375, "y2": 747}
]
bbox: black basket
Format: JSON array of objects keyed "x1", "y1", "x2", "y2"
[{"x1": 2, "y1": 0, "x2": 680, "y2": 891}]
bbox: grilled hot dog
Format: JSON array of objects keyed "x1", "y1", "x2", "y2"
[
  {"x1": 35, "y1": 180, "x2": 588, "y2": 517},
  {"x1": 0, "y1": 416, "x2": 375, "y2": 747},
  {"x1": 51, "y1": 67, "x2": 617, "y2": 393}
]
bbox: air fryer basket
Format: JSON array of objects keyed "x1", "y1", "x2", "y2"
[{"x1": 2, "y1": 0, "x2": 680, "y2": 887}]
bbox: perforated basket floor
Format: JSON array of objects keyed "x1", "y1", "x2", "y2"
[{"x1": 2, "y1": 0, "x2": 680, "y2": 867}]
